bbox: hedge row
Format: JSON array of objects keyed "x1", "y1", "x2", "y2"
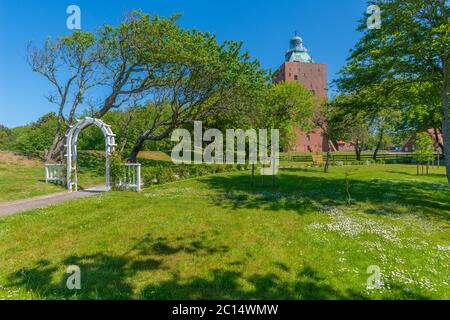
[{"x1": 141, "y1": 163, "x2": 252, "y2": 186}]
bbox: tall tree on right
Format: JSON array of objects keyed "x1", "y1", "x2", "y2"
[{"x1": 336, "y1": 0, "x2": 450, "y2": 183}]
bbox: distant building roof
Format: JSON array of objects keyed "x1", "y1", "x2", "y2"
[{"x1": 285, "y1": 34, "x2": 313, "y2": 63}]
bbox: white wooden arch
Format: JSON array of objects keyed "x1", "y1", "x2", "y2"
[{"x1": 65, "y1": 117, "x2": 116, "y2": 192}]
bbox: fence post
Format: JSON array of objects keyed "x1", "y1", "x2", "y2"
[{"x1": 136, "y1": 164, "x2": 141, "y2": 192}]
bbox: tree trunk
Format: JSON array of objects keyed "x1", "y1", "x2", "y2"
[
  {"x1": 324, "y1": 141, "x2": 331, "y2": 173},
  {"x1": 126, "y1": 135, "x2": 146, "y2": 163},
  {"x1": 324, "y1": 150, "x2": 330, "y2": 173},
  {"x1": 373, "y1": 128, "x2": 384, "y2": 161},
  {"x1": 433, "y1": 127, "x2": 444, "y2": 154},
  {"x1": 355, "y1": 141, "x2": 361, "y2": 161},
  {"x1": 45, "y1": 136, "x2": 66, "y2": 163},
  {"x1": 441, "y1": 62, "x2": 450, "y2": 184},
  {"x1": 251, "y1": 162, "x2": 255, "y2": 187},
  {"x1": 120, "y1": 138, "x2": 128, "y2": 154}
]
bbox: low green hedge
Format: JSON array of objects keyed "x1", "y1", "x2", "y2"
[{"x1": 141, "y1": 163, "x2": 252, "y2": 187}]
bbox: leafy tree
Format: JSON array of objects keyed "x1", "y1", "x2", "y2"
[
  {"x1": 336, "y1": 0, "x2": 450, "y2": 183},
  {"x1": 30, "y1": 12, "x2": 192, "y2": 161},
  {"x1": 14, "y1": 113, "x2": 59, "y2": 154},
  {"x1": 414, "y1": 132, "x2": 435, "y2": 175},
  {"x1": 369, "y1": 108, "x2": 402, "y2": 159},
  {"x1": 212, "y1": 81, "x2": 315, "y2": 150},
  {"x1": 0, "y1": 125, "x2": 13, "y2": 150},
  {"x1": 30, "y1": 11, "x2": 267, "y2": 162},
  {"x1": 76, "y1": 105, "x2": 175, "y2": 155},
  {"x1": 123, "y1": 14, "x2": 267, "y2": 162},
  {"x1": 312, "y1": 99, "x2": 352, "y2": 172},
  {"x1": 28, "y1": 31, "x2": 99, "y2": 161},
  {"x1": 259, "y1": 82, "x2": 315, "y2": 150},
  {"x1": 329, "y1": 93, "x2": 371, "y2": 160}
]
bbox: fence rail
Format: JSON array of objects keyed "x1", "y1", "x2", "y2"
[
  {"x1": 45, "y1": 164, "x2": 65, "y2": 185},
  {"x1": 280, "y1": 153, "x2": 445, "y2": 163},
  {"x1": 117, "y1": 163, "x2": 142, "y2": 192}
]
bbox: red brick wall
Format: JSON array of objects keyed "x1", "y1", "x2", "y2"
[
  {"x1": 336, "y1": 141, "x2": 355, "y2": 152},
  {"x1": 275, "y1": 61, "x2": 329, "y2": 152},
  {"x1": 291, "y1": 127, "x2": 329, "y2": 153},
  {"x1": 275, "y1": 61, "x2": 327, "y2": 97}
]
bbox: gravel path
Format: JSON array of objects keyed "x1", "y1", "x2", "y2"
[{"x1": 0, "y1": 186, "x2": 106, "y2": 217}]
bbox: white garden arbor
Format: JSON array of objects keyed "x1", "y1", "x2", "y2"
[
  {"x1": 65, "y1": 117, "x2": 117, "y2": 192},
  {"x1": 45, "y1": 117, "x2": 141, "y2": 192}
]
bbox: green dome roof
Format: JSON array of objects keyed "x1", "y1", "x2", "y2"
[{"x1": 285, "y1": 34, "x2": 313, "y2": 63}]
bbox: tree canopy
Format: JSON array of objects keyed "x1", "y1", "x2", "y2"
[
  {"x1": 29, "y1": 11, "x2": 268, "y2": 162},
  {"x1": 335, "y1": 0, "x2": 450, "y2": 183}
]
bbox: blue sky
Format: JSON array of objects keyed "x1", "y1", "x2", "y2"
[{"x1": 0, "y1": 0, "x2": 368, "y2": 127}]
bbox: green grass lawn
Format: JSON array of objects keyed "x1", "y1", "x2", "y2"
[
  {"x1": 0, "y1": 161, "x2": 65, "y2": 202},
  {"x1": 0, "y1": 153, "x2": 105, "y2": 203},
  {"x1": 0, "y1": 164, "x2": 448, "y2": 300}
]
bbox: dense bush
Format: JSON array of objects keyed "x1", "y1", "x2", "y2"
[
  {"x1": 76, "y1": 151, "x2": 105, "y2": 171},
  {"x1": 4, "y1": 113, "x2": 59, "y2": 153},
  {"x1": 140, "y1": 163, "x2": 245, "y2": 187},
  {"x1": 109, "y1": 152, "x2": 126, "y2": 190},
  {"x1": 0, "y1": 125, "x2": 14, "y2": 150},
  {"x1": 140, "y1": 166, "x2": 162, "y2": 185}
]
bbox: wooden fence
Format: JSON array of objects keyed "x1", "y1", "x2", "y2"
[
  {"x1": 44, "y1": 164, "x2": 65, "y2": 185},
  {"x1": 280, "y1": 153, "x2": 445, "y2": 164},
  {"x1": 117, "y1": 163, "x2": 142, "y2": 192}
]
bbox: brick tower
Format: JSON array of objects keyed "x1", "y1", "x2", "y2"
[{"x1": 274, "y1": 34, "x2": 329, "y2": 153}]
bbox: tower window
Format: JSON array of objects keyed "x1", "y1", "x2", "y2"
[{"x1": 294, "y1": 75, "x2": 298, "y2": 80}]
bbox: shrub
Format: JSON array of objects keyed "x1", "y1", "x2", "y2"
[
  {"x1": 174, "y1": 165, "x2": 190, "y2": 179},
  {"x1": 139, "y1": 163, "x2": 248, "y2": 188},
  {"x1": 189, "y1": 165, "x2": 208, "y2": 177},
  {"x1": 158, "y1": 167, "x2": 177, "y2": 184},
  {"x1": 141, "y1": 166, "x2": 162, "y2": 186},
  {"x1": 212, "y1": 164, "x2": 225, "y2": 173},
  {"x1": 109, "y1": 152, "x2": 126, "y2": 190}
]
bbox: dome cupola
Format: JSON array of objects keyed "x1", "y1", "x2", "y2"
[{"x1": 285, "y1": 33, "x2": 313, "y2": 63}]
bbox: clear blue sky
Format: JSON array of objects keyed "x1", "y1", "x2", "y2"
[{"x1": 0, "y1": 0, "x2": 368, "y2": 128}]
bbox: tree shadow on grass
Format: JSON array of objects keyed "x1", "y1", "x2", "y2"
[
  {"x1": 5, "y1": 233, "x2": 434, "y2": 300},
  {"x1": 139, "y1": 266, "x2": 362, "y2": 300},
  {"x1": 199, "y1": 171, "x2": 450, "y2": 222},
  {"x1": 6, "y1": 254, "x2": 155, "y2": 299},
  {"x1": 5, "y1": 231, "x2": 229, "y2": 299},
  {"x1": 139, "y1": 264, "x2": 431, "y2": 300},
  {"x1": 385, "y1": 170, "x2": 448, "y2": 180}
]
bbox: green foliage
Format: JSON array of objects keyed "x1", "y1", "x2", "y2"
[
  {"x1": 29, "y1": 11, "x2": 267, "y2": 162},
  {"x1": 100, "y1": 11, "x2": 267, "y2": 160},
  {"x1": 140, "y1": 163, "x2": 242, "y2": 187},
  {"x1": 76, "y1": 151, "x2": 105, "y2": 171},
  {"x1": 13, "y1": 113, "x2": 58, "y2": 153},
  {"x1": 262, "y1": 82, "x2": 315, "y2": 149},
  {"x1": 109, "y1": 152, "x2": 126, "y2": 190},
  {"x1": 140, "y1": 166, "x2": 162, "y2": 185},
  {"x1": 0, "y1": 125, "x2": 13, "y2": 150},
  {"x1": 335, "y1": 0, "x2": 449, "y2": 182},
  {"x1": 158, "y1": 167, "x2": 178, "y2": 184},
  {"x1": 414, "y1": 133, "x2": 434, "y2": 163}
]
